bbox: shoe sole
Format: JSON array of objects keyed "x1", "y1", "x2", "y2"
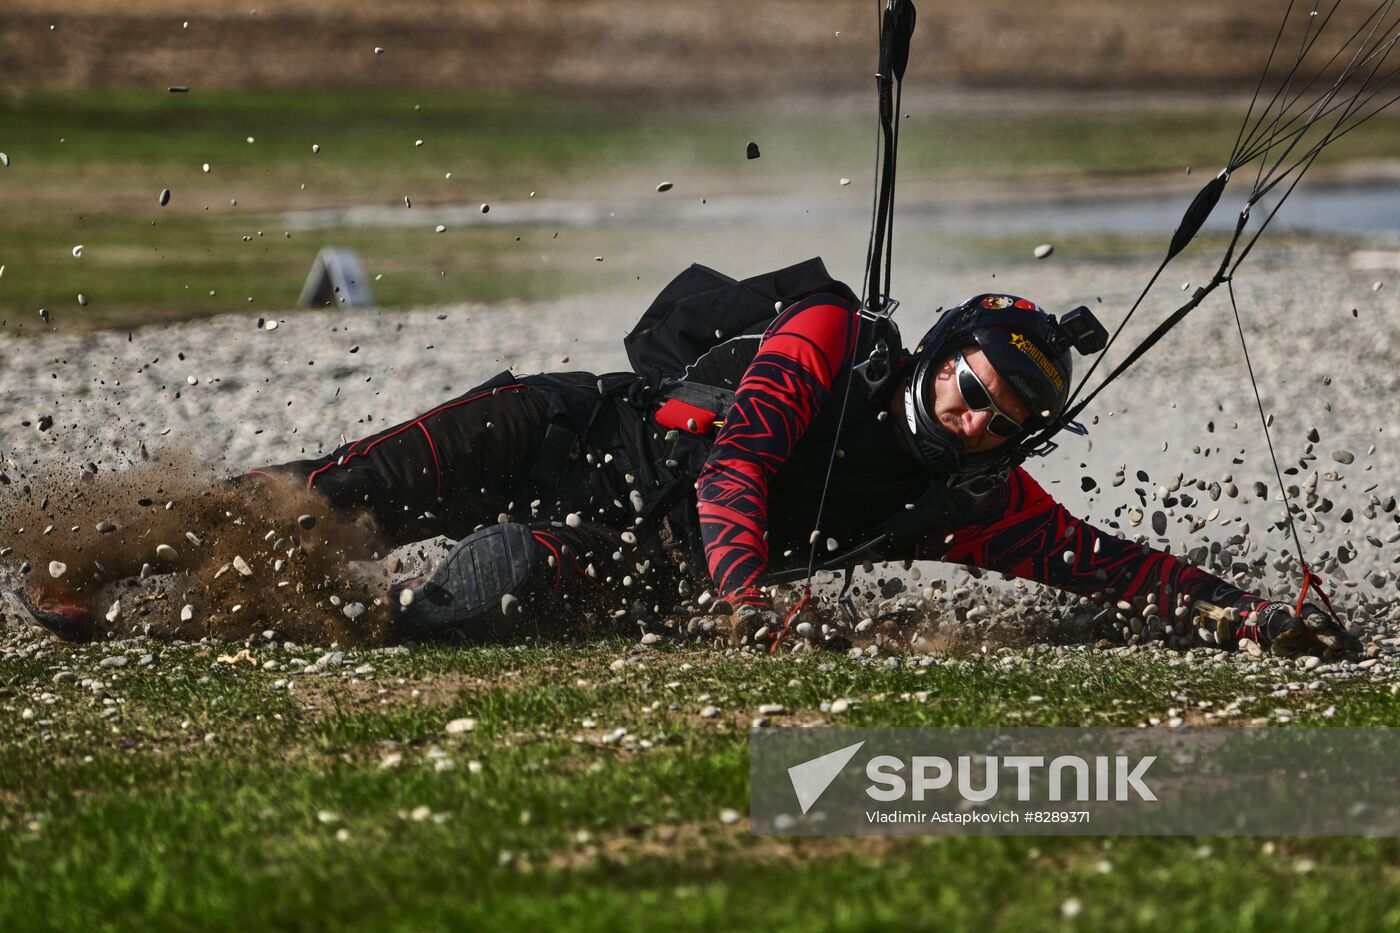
[
  {"x1": 3, "y1": 589, "x2": 92, "y2": 643},
  {"x1": 395, "y1": 523, "x2": 537, "y2": 636}
]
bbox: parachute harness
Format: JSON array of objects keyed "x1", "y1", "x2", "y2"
[{"x1": 798, "y1": 0, "x2": 917, "y2": 609}]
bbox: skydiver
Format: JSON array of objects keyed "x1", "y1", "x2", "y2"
[{"x1": 5, "y1": 278, "x2": 1362, "y2": 657}]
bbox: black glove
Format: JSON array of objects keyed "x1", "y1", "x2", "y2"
[{"x1": 1239, "y1": 601, "x2": 1363, "y2": 657}]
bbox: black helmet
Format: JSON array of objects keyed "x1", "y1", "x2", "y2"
[{"x1": 901, "y1": 294, "x2": 1106, "y2": 478}]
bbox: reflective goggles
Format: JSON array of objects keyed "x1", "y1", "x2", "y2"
[{"x1": 953, "y1": 352, "x2": 1023, "y2": 438}]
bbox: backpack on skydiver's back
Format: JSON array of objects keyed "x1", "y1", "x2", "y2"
[
  {"x1": 617, "y1": 257, "x2": 862, "y2": 550},
  {"x1": 622, "y1": 257, "x2": 858, "y2": 382}
]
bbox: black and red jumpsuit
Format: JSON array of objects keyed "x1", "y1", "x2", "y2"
[{"x1": 260, "y1": 294, "x2": 1270, "y2": 625}]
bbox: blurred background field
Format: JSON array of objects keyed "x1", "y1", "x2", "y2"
[{"x1": 4, "y1": 0, "x2": 1400, "y2": 332}]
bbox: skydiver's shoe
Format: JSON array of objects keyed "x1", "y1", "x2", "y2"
[
  {"x1": 390, "y1": 523, "x2": 542, "y2": 638},
  {"x1": 3, "y1": 588, "x2": 94, "y2": 643}
]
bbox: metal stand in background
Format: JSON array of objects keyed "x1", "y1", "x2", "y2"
[{"x1": 299, "y1": 247, "x2": 375, "y2": 309}]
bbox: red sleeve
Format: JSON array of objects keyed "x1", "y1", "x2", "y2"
[
  {"x1": 925, "y1": 467, "x2": 1258, "y2": 612},
  {"x1": 696, "y1": 296, "x2": 856, "y2": 604}
]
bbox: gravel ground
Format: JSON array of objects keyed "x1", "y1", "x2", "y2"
[{"x1": 2, "y1": 239, "x2": 1398, "y2": 649}]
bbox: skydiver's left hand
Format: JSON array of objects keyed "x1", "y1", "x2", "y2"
[{"x1": 1244, "y1": 601, "x2": 1363, "y2": 657}]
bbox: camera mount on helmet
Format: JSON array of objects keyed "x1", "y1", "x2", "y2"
[{"x1": 1050, "y1": 305, "x2": 1109, "y2": 356}]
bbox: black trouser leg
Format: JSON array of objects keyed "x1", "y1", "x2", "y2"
[{"x1": 255, "y1": 376, "x2": 551, "y2": 547}]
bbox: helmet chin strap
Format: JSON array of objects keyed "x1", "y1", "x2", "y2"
[{"x1": 901, "y1": 374, "x2": 968, "y2": 473}]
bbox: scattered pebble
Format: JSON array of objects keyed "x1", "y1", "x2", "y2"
[{"x1": 1033, "y1": 243, "x2": 1055, "y2": 259}]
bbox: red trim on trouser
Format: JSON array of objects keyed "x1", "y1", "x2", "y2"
[
  {"x1": 416, "y1": 422, "x2": 443, "y2": 499},
  {"x1": 531, "y1": 531, "x2": 564, "y2": 598},
  {"x1": 305, "y1": 383, "x2": 529, "y2": 492},
  {"x1": 532, "y1": 529, "x2": 609, "y2": 596}
]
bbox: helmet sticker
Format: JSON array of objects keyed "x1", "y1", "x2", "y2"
[
  {"x1": 1009, "y1": 332, "x2": 1064, "y2": 391},
  {"x1": 1013, "y1": 298, "x2": 1041, "y2": 311},
  {"x1": 1007, "y1": 373, "x2": 1037, "y2": 401},
  {"x1": 981, "y1": 295, "x2": 1014, "y2": 309}
]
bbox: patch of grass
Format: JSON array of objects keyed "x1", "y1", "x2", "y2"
[{"x1": 3, "y1": 640, "x2": 1400, "y2": 930}]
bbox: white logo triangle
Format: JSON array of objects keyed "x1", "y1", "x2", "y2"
[{"x1": 787, "y1": 740, "x2": 865, "y2": 814}]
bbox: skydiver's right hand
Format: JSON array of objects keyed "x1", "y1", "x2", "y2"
[{"x1": 725, "y1": 589, "x2": 782, "y2": 648}]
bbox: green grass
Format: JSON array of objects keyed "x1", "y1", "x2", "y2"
[
  {"x1": 5, "y1": 88, "x2": 1399, "y2": 331},
  {"x1": 3, "y1": 640, "x2": 1399, "y2": 931}
]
